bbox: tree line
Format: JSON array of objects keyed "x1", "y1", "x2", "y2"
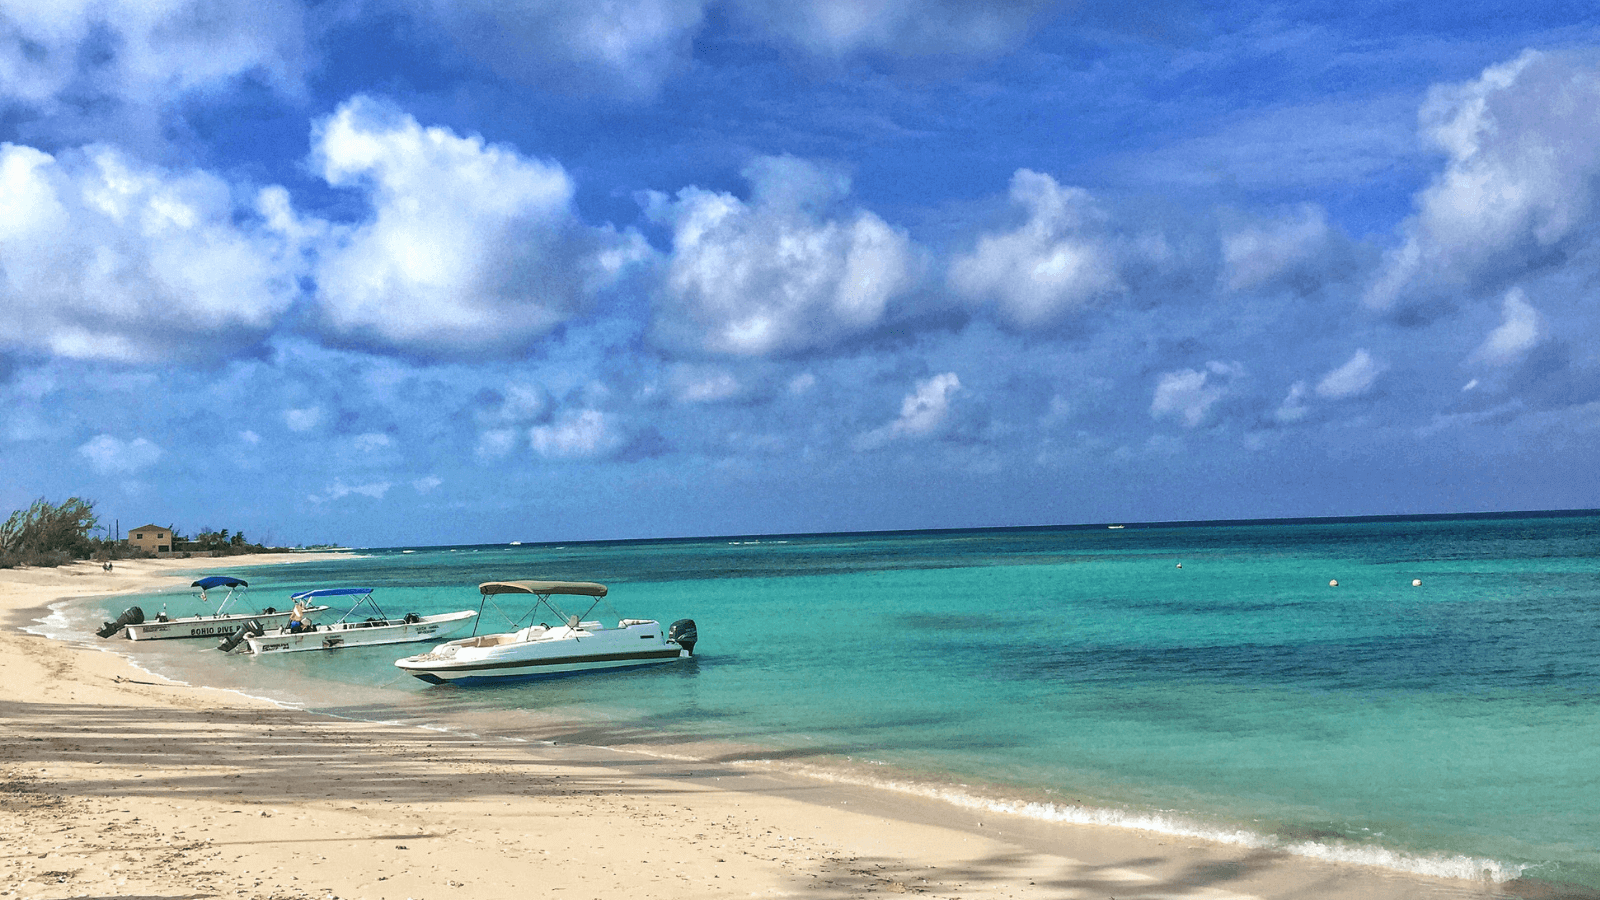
[{"x1": 0, "y1": 497, "x2": 283, "y2": 569}]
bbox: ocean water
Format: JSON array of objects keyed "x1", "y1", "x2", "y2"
[{"x1": 41, "y1": 512, "x2": 1600, "y2": 893}]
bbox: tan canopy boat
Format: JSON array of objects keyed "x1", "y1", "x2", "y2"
[
  {"x1": 479, "y1": 581, "x2": 608, "y2": 597},
  {"x1": 395, "y1": 579, "x2": 695, "y2": 684}
]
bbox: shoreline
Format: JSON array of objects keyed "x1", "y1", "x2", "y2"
[{"x1": 0, "y1": 558, "x2": 1568, "y2": 899}]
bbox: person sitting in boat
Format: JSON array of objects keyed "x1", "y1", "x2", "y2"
[{"x1": 287, "y1": 601, "x2": 314, "y2": 633}]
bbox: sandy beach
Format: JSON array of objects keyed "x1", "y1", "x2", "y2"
[{"x1": 0, "y1": 557, "x2": 1538, "y2": 899}]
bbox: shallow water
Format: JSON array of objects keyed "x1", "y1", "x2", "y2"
[{"x1": 44, "y1": 513, "x2": 1600, "y2": 891}]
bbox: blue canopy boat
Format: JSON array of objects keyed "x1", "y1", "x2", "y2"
[
  {"x1": 105, "y1": 576, "x2": 331, "y2": 641},
  {"x1": 220, "y1": 587, "x2": 476, "y2": 654}
]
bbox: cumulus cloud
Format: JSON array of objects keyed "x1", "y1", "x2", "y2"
[
  {"x1": 1366, "y1": 51, "x2": 1600, "y2": 311},
  {"x1": 1150, "y1": 362, "x2": 1242, "y2": 428},
  {"x1": 0, "y1": 0, "x2": 305, "y2": 146},
  {"x1": 77, "y1": 434, "x2": 162, "y2": 475},
  {"x1": 351, "y1": 432, "x2": 393, "y2": 454},
  {"x1": 725, "y1": 0, "x2": 1051, "y2": 62},
  {"x1": 1471, "y1": 288, "x2": 1543, "y2": 367},
  {"x1": 1220, "y1": 204, "x2": 1347, "y2": 294},
  {"x1": 413, "y1": 474, "x2": 443, "y2": 493},
  {"x1": 475, "y1": 428, "x2": 520, "y2": 461},
  {"x1": 404, "y1": 0, "x2": 1047, "y2": 98},
  {"x1": 1316, "y1": 349, "x2": 1383, "y2": 400},
  {"x1": 949, "y1": 169, "x2": 1125, "y2": 329},
  {"x1": 283, "y1": 407, "x2": 323, "y2": 432},
  {"x1": 530, "y1": 409, "x2": 625, "y2": 459},
  {"x1": 0, "y1": 143, "x2": 299, "y2": 363},
  {"x1": 311, "y1": 96, "x2": 646, "y2": 358},
  {"x1": 856, "y1": 372, "x2": 961, "y2": 449},
  {"x1": 647, "y1": 154, "x2": 919, "y2": 357},
  {"x1": 308, "y1": 480, "x2": 392, "y2": 503},
  {"x1": 669, "y1": 365, "x2": 744, "y2": 404},
  {"x1": 405, "y1": 0, "x2": 707, "y2": 98},
  {"x1": 1274, "y1": 381, "x2": 1312, "y2": 424}
]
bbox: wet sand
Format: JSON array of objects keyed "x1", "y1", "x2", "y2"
[{"x1": 0, "y1": 557, "x2": 1539, "y2": 899}]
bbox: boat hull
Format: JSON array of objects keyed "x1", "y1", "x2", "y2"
[
  {"x1": 244, "y1": 610, "x2": 478, "y2": 654},
  {"x1": 124, "y1": 606, "x2": 330, "y2": 641},
  {"x1": 395, "y1": 620, "x2": 689, "y2": 684}
]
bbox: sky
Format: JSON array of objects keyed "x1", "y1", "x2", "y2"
[{"x1": 4, "y1": 0, "x2": 1600, "y2": 547}]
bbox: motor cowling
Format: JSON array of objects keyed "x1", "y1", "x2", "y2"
[
  {"x1": 668, "y1": 618, "x2": 697, "y2": 656},
  {"x1": 96, "y1": 606, "x2": 145, "y2": 638},
  {"x1": 217, "y1": 619, "x2": 265, "y2": 652}
]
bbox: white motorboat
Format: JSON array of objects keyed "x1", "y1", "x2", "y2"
[
  {"x1": 98, "y1": 576, "x2": 330, "y2": 641},
  {"x1": 218, "y1": 587, "x2": 478, "y2": 654},
  {"x1": 394, "y1": 580, "x2": 697, "y2": 684}
]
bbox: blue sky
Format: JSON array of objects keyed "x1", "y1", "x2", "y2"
[{"x1": 4, "y1": 1, "x2": 1600, "y2": 547}]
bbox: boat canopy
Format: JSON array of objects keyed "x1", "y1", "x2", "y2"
[
  {"x1": 192, "y1": 576, "x2": 248, "y2": 589},
  {"x1": 479, "y1": 580, "x2": 607, "y2": 597},
  {"x1": 290, "y1": 587, "x2": 374, "y2": 601}
]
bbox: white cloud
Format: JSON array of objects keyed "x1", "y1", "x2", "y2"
[
  {"x1": 1220, "y1": 204, "x2": 1340, "y2": 294},
  {"x1": 77, "y1": 434, "x2": 162, "y2": 475},
  {"x1": 856, "y1": 372, "x2": 961, "y2": 449},
  {"x1": 1471, "y1": 288, "x2": 1543, "y2": 366},
  {"x1": 670, "y1": 365, "x2": 743, "y2": 404},
  {"x1": 1274, "y1": 381, "x2": 1311, "y2": 424},
  {"x1": 352, "y1": 432, "x2": 394, "y2": 454},
  {"x1": 1150, "y1": 361, "x2": 1241, "y2": 428},
  {"x1": 308, "y1": 480, "x2": 392, "y2": 503},
  {"x1": 475, "y1": 428, "x2": 519, "y2": 461},
  {"x1": 311, "y1": 96, "x2": 645, "y2": 358},
  {"x1": 1316, "y1": 349, "x2": 1383, "y2": 400},
  {"x1": 0, "y1": 143, "x2": 299, "y2": 363},
  {"x1": 724, "y1": 0, "x2": 1048, "y2": 61},
  {"x1": 408, "y1": 0, "x2": 708, "y2": 98},
  {"x1": 949, "y1": 169, "x2": 1124, "y2": 328},
  {"x1": 406, "y1": 0, "x2": 1043, "y2": 99},
  {"x1": 283, "y1": 406, "x2": 323, "y2": 433},
  {"x1": 0, "y1": 0, "x2": 306, "y2": 146},
  {"x1": 413, "y1": 474, "x2": 443, "y2": 494},
  {"x1": 1366, "y1": 51, "x2": 1600, "y2": 310},
  {"x1": 647, "y1": 155, "x2": 919, "y2": 357},
  {"x1": 239, "y1": 430, "x2": 262, "y2": 445},
  {"x1": 530, "y1": 409, "x2": 623, "y2": 459}
]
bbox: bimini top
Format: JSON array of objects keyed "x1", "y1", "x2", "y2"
[
  {"x1": 290, "y1": 587, "x2": 374, "y2": 601},
  {"x1": 480, "y1": 580, "x2": 607, "y2": 597},
  {"x1": 192, "y1": 576, "x2": 248, "y2": 589}
]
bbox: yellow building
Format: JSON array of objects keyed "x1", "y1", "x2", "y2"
[{"x1": 127, "y1": 524, "x2": 172, "y2": 554}]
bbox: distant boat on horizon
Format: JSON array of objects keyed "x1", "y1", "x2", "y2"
[{"x1": 1108, "y1": 524, "x2": 1125, "y2": 529}]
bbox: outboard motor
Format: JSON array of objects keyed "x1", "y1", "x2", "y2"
[
  {"x1": 668, "y1": 618, "x2": 697, "y2": 656},
  {"x1": 217, "y1": 619, "x2": 265, "y2": 652},
  {"x1": 96, "y1": 606, "x2": 145, "y2": 638}
]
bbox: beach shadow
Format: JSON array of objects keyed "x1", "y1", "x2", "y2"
[{"x1": 0, "y1": 699, "x2": 715, "y2": 807}]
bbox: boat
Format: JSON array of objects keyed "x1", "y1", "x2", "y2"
[
  {"x1": 219, "y1": 587, "x2": 478, "y2": 654},
  {"x1": 98, "y1": 576, "x2": 331, "y2": 641},
  {"x1": 394, "y1": 580, "x2": 697, "y2": 685}
]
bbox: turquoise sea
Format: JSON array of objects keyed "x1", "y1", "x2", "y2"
[{"x1": 38, "y1": 511, "x2": 1600, "y2": 894}]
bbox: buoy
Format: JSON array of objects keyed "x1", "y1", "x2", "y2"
[
  {"x1": 1412, "y1": 579, "x2": 1422, "y2": 587},
  {"x1": 1329, "y1": 579, "x2": 1339, "y2": 587}
]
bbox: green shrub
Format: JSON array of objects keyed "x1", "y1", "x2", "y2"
[{"x1": 0, "y1": 497, "x2": 99, "y2": 562}]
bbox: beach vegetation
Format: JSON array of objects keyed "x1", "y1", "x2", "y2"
[
  {"x1": 0, "y1": 497, "x2": 100, "y2": 568},
  {"x1": 0, "y1": 498, "x2": 294, "y2": 567},
  {"x1": 177, "y1": 527, "x2": 279, "y2": 555}
]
